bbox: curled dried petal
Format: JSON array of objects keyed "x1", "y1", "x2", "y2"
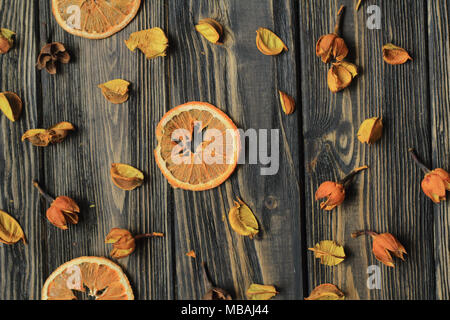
[
  {"x1": 125, "y1": 28, "x2": 168, "y2": 59},
  {"x1": 308, "y1": 240, "x2": 346, "y2": 266},
  {"x1": 22, "y1": 129, "x2": 52, "y2": 147},
  {"x1": 357, "y1": 117, "x2": 383, "y2": 144},
  {"x1": 0, "y1": 28, "x2": 15, "y2": 54},
  {"x1": 186, "y1": 250, "x2": 196, "y2": 258},
  {"x1": 305, "y1": 284, "x2": 345, "y2": 300},
  {"x1": 315, "y1": 181, "x2": 345, "y2": 210},
  {"x1": 246, "y1": 284, "x2": 278, "y2": 300},
  {"x1": 36, "y1": 42, "x2": 70, "y2": 74},
  {"x1": 382, "y1": 43, "x2": 412, "y2": 65},
  {"x1": 22, "y1": 122, "x2": 74, "y2": 146},
  {"x1": 278, "y1": 91, "x2": 295, "y2": 115},
  {"x1": 110, "y1": 163, "x2": 144, "y2": 191},
  {"x1": 256, "y1": 28, "x2": 288, "y2": 56},
  {"x1": 0, "y1": 91, "x2": 22, "y2": 122},
  {"x1": 228, "y1": 198, "x2": 259, "y2": 238},
  {"x1": 422, "y1": 172, "x2": 447, "y2": 203},
  {"x1": 52, "y1": 196, "x2": 80, "y2": 214},
  {"x1": 195, "y1": 18, "x2": 223, "y2": 44},
  {"x1": 327, "y1": 61, "x2": 357, "y2": 93},
  {"x1": 98, "y1": 79, "x2": 130, "y2": 104},
  {"x1": 0, "y1": 210, "x2": 26, "y2": 245},
  {"x1": 106, "y1": 228, "x2": 136, "y2": 259}
]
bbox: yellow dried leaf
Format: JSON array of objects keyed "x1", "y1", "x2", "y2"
[
  {"x1": 256, "y1": 28, "x2": 288, "y2": 56},
  {"x1": 98, "y1": 79, "x2": 130, "y2": 104},
  {"x1": 305, "y1": 284, "x2": 345, "y2": 300},
  {"x1": 382, "y1": 43, "x2": 412, "y2": 65},
  {"x1": 278, "y1": 90, "x2": 295, "y2": 115},
  {"x1": 195, "y1": 18, "x2": 223, "y2": 44},
  {"x1": 357, "y1": 117, "x2": 383, "y2": 144},
  {"x1": 308, "y1": 240, "x2": 346, "y2": 266},
  {"x1": 0, "y1": 91, "x2": 22, "y2": 122},
  {"x1": 125, "y1": 28, "x2": 168, "y2": 59},
  {"x1": 0, "y1": 28, "x2": 15, "y2": 54},
  {"x1": 246, "y1": 284, "x2": 278, "y2": 300},
  {"x1": 110, "y1": 163, "x2": 144, "y2": 191},
  {"x1": 0, "y1": 210, "x2": 26, "y2": 245},
  {"x1": 228, "y1": 198, "x2": 259, "y2": 238}
]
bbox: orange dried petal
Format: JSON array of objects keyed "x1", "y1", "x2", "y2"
[{"x1": 110, "y1": 163, "x2": 144, "y2": 191}]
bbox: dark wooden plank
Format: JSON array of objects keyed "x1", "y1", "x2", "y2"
[
  {"x1": 299, "y1": 0, "x2": 434, "y2": 299},
  {"x1": 428, "y1": 0, "x2": 450, "y2": 300},
  {"x1": 167, "y1": 0, "x2": 304, "y2": 299},
  {"x1": 37, "y1": 0, "x2": 173, "y2": 299},
  {"x1": 0, "y1": 0, "x2": 45, "y2": 299}
]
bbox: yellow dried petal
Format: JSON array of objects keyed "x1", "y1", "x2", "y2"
[
  {"x1": 228, "y1": 198, "x2": 259, "y2": 239},
  {"x1": 0, "y1": 91, "x2": 22, "y2": 122},
  {"x1": 382, "y1": 43, "x2": 412, "y2": 65},
  {"x1": 327, "y1": 62, "x2": 357, "y2": 93},
  {"x1": 21, "y1": 129, "x2": 50, "y2": 147},
  {"x1": 0, "y1": 28, "x2": 15, "y2": 54},
  {"x1": 246, "y1": 284, "x2": 278, "y2": 300},
  {"x1": 98, "y1": 79, "x2": 130, "y2": 104},
  {"x1": 0, "y1": 210, "x2": 26, "y2": 245},
  {"x1": 110, "y1": 163, "x2": 144, "y2": 191},
  {"x1": 256, "y1": 28, "x2": 288, "y2": 56},
  {"x1": 195, "y1": 18, "x2": 223, "y2": 44},
  {"x1": 278, "y1": 90, "x2": 295, "y2": 115},
  {"x1": 125, "y1": 28, "x2": 168, "y2": 59},
  {"x1": 308, "y1": 240, "x2": 346, "y2": 266},
  {"x1": 305, "y1": 284, "x2": 345, "y2": 300},
  {"x1": 357, "y1": 117, "x2": 383, "y2": 144}
]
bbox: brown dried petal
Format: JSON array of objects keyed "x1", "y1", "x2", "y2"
[
  {"x1": 0, "y1": 91, "x2": 22, "y2": 122},
  {"x1": 0, "y1": 210, "x2": 26, "y2": 245},
  {"x1": 46, "y1": 206, "x2": 69, "y2": 230},
  {"x1": 305, "y1": 284, "x2": 345, "y2": 300},
  {"x1": 203, "y1": 288, "x2": 232, "y2": 300},
  {"x1": 278, "y1": 90, "x2": 295, "y2": 115},
  {"x1": 0, "y1": 28, "x2": 15, "y2": 54},
  {"x1": 110, "y1": 163, "x2": 144, "y2": 190},
  {"x1": 382, "y1": 43, "x2": 412, "y2": 65}
]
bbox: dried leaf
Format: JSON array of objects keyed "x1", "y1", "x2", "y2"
[
  {"x1": 0, "y1": 91, "x2": 22, "y2": 122},
  {"x1": 305, "y1": 284, "x2": 345, "y2": 300},
  {"x1": 125, "y1": 28, "x2": 168, "y2": 59},
  {"x1": 228, "y1": 198, "x2": 259, "y2": 238},
  {"x1": 195, "y1": 18, "x2": 223, "y2": 44},
  {"x1": 0, "y1": 210, "x2": 26, "y2": 245},
  {"x1": 315, "y1": 181, "x2": 345, "y2": 210},
  {"x1": 0, "y1": 28, "x2": 15, "y2": 54},
  {"x1": 382, "y1": 43, "x2": 412, "y2": 65},
  {"x1": 256, "y1": 28, "x2": 288, "y2": 56},
  {"x1": 357, "y1": 117, "x2": 383, "y2": 144},
  {"x1": 110, "y1": 163, "x2": 144, "y2": 191},
  {"x1": 278, "y1": 90, "x2": 295, "y2": 115},
  {"x1": 186, "y1": 250, "x2": 196, "y2": 258},
  {"x1": 422, "y1": 169, "x2": 450, "y2": 203},
  {"x1": 327, "y1": 61, "x2": 358, "y2": 93},
  {"x1": 246, "y1": 284, "x2": 278, "y2": 300},
  {"x1": 98, "y1": 79, "x2": 130, "y2": 104},
  {"x1": 36, "y1": 42, "x2": 70, "y2": 74},
  {"x1": 22, "y1": 122, "x2": 75, "y2": 147},
  {"x1": 308, "y1": 240, "x2": 346, "y2": 266},
  {"x1": 105, "y1": 228, "x2": 136, "y2": 259}
]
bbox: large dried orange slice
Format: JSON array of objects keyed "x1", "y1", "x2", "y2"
[
  {"x1": 52, "y1": 0, "x2": 141, "y2": 39},
  {"x1": 154, "y1": 102, "x2": 240, "y2": 191},
  {"x1": 42, "y1": 256, "x2": 134, "y2": 300}
]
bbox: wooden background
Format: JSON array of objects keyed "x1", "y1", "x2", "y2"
[{"x1": 0, "y1": 0, "x2": 448, "y2": 300}]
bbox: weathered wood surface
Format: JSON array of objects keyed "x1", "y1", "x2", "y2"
[{"x1": 0, "y1": 0, "x2": 449, "y2": 300}]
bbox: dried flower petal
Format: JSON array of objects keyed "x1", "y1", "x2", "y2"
[
  {"x1": 316, "y1": 6, "x2": 348, "y2": 63},
  {"x1": 125, "y1": 28, "x2": 168, "y2": 59},
  {"x1": 110, "y1": 163, "x2": 144, "y2": 191},
  {"x1": 48, "y1": 121, "x2": 75, "y2": 143},
  {"x1": 315, "y1": 181, "x2": 345, "y2": 210},
  {"x1": 0, "y1": 91, "x2": 22, "y2": 122},
  {"x1": 278, "y1": 90, "x2": 295, "y2": 115},
  {"x1": 308, "y1": 240, "x2": 346, "y2": 266},
  {"x1": 186, "y1": 250, "x2": 196, "y2": 258},
  {"x1": 22, "y1": 122, "x2": 75, "y2": 147},
  {"x1": 422, "y1": 170, "x2": 449, "y2": 203},
  {"x1": 0, "y1": 210, "x2": 26, "y2": 245},
  {"x1": 203, "y1": 288, "x2": 232, "y2": 300},
  {"x1": 256, "y1": 28, "x2": 288, "y2": 56},
  {"x1": 357, "y1": 117, "x2": 383, "y2": 144},
  {"x1": 228, "y1": 198, "x2": 259, "y2": 238},
  {"x1": 105, "y1": 228, "x2": 136, "y2": 259},
  {"x1": 246, "y1": 284, "x2": 278, "y2": 300},
  {"x1": 36, "y1": 42, "x2": 70, "y2": 74},
  {"x1": 98, "y1": 79, "x2": 130, "y2": 104},
  {"x1": 195, "y1": 18, "x2": 223, "y2": 44},
  {"x1": 382, "y1": 43, "x2": 412, "y2": 65},
  {"x1": 305, "y1": 284, "x2": 345, "y2": 300},
  {"x1": 46, "y1": 196, "x2": 79, "y2": 230},
  {"x1": 327, "y1": 61, "x2": 358, "y2": 93},
  {"x1": 0, "y1": 28, "x2": 15, "y2": 54}
]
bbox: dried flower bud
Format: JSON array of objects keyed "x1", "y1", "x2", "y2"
[
  {"x1": 46, "y1": 196, "x2": 80, "y2": 230},
  {"x1": 382, "y1": 43, "x2": 412, "y2": 65},
  {"x1": 0, "y1": 28, "x2": 15, "y2": 54},
  {"x1": 0, "y1": 91, "x2": 22, "y2": 122},
  {"x1": 195, "y1": 18, "x2": 223, "y2": 45},
  {"x1": 316, "y1": 6, "x2": 348, "y2": 63},
  {"x1": 278, "y1": 90, "x2": 295, "y2": 115},
  {"x1": 327, "y1": 61, "x2": 358, "y2": 93},
  {"x1": 357, "y1": 117, "x2": 383, "y2": 144},
  {"x1": 105, "y1": 228, "x2": 136, "y2": 259},
  {"x1": 36, "y1": 42, "x2": 70, "y2": 74},
  {"x1": 22, "y1": 122, "x2": 75, "y2": 147}
]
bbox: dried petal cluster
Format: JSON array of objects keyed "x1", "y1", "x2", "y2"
[
  {"x1": 382, "y1": 43, "x2": 412, "y2": 65},
  {"x1": 305, "y1": 283, "x2": 345, "y2": 300},
  {"x1": 22, "y1": 122, "x2": 75, "y2": 147},
  {"x1": 47, "y1": 196, "x2": 80, "y2": 230},
  {"x1": 0, "y1": 91, "x2": 22, "y2": 122},
  {"x1": 36, "y1": 42, "x2": 70, "y2": 74},
  {"x1": 0, "y1": 210, "x2": 26, "y2": 245},
  {"x1": 110, "y1": 163, "x2": 144, "y2": 190},
  {"x1": 125, "y1": 28, "x2": 168, "y2": 59},
  {"x1": 98, "y1": 79, "x2": 130, "y2": 104},
  {"x1": 195, "y1": 18, "x2": 223, "y2": 44},
  {"x1": 357, "y1": 117, "x2": 383, "y2": 144},
  {"x1": 256, "y1": 28, "x2": 288, "y2": 56},
  {"x1": 105, "y1": 228, "x2": 163, "y2": 259},
  {"x1": 228, "y1": 198, "x2": 259, "y2": 238},
  {"x1": 0, "y1": 28, "x2": 15, "y2": 54},
  {"x1": 246, "y1": 284, "x2": 278, "y2": 300},
  {"x1": 278, "y1": 90, "x2": 295, "y2": 115},
  {"x1": 308, "y1": 240, "x2": 346, "y2": 266}
]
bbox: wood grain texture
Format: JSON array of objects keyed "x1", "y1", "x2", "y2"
[
  {"x1": 0, "y1": 0, "x2": 45, "y2": 299},
  {"x1": 168, "y1": 0, "x2": 305, "y2": 299},
  {"x1": 298, "y1": 0, "x2": 435, "y2": 299},
  {"x1": 36, "y1": 0, "x2": 173, "y2": 299},
  {"x1": 428, "y1": 0, "x2": 450, "y2": 300}
]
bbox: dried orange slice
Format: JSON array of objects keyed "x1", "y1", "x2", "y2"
[
  {"x1": 154, "y1": 102, "x2": 240, "y2": 191},
  {"x1": 52, "y1": 0, "x2": 141, "y2": 39},
  {"x1": 42, "y1": 256, "x2": 134, "y2": 300}
]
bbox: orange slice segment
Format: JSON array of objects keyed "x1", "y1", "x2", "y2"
[
  {"x1": 52, "y1": 0, "x2": 141, "y2": 39},
  {"x1": 42, "y1": 256, "x2": 134, "y2": 300},
  {"x1": 154, "y1": 102, "x2": 240, "y2": 191}
]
